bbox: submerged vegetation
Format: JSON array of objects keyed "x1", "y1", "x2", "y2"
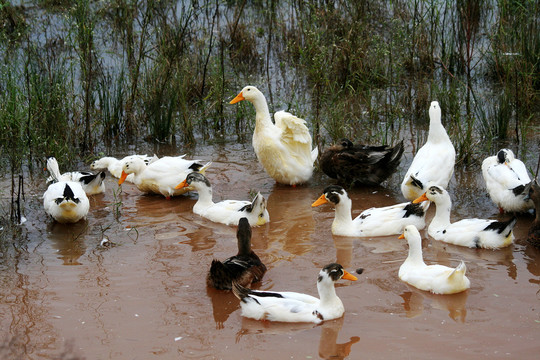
[{"x1": 0, "y1": 0, "x2": 538, "y2": 222}]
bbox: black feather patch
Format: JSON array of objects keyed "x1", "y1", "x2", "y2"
[
  {"x1": 483, "y1": 217, "x2": 517, "y2": 234},
  {"x1": 403, "y1": 202, "x2": 425, "y2": 218},
  {"x1": 410, "y1": 174, "x2": 423, "y2": 189},
  {"x1": 322, "y1": 185, "x2": 346, "y2": 205},
  {"x1": 186, "y1": 172, "x2": 211, "y2": 187},
  {"x1": 511, "y1": 184, "x2": 525, "y2": 196},
  {"x1": 78, "y1": 172, "x2": 100, "y2": 185},
  {"x1": 62, "y1": 184, "x2": 79, "y2": 203},
  {"x1": 322, "y1": 263, "x2": 345, "y2": 282},
  {"x1": 497, "y1": 150, "x2": 506, "y2": 164}
]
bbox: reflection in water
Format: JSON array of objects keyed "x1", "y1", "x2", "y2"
[
  {"x1": 46, "y1": 221, "x2": 89, "y2": 265},
  {"x1": 400, "y1": 285, "x2": 469, "y2": 323},
  {"x1": 318, "y1": 317, "x2": 360, "y2": 360},
  {"x1": 207, "y1": 287, "x2": 240, "y2": 329},
  {"x1": 333, "y1": 236, "x2": 353, "y2": 268}
]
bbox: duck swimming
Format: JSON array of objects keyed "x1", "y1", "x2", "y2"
[
  {"x1": 232, "y1": 263, "x2": 357, "y2": 323},
  {"x1": 207, "y1": 217, "x2": 266, "y2": 290},
  {"x1": 320, "y1": 139, "x2": 404, "y2": 186},
  {"x1": 312, "y1": 185, "x2": 429, "y2": 237},
  {"x1": 482, "y1": 148, "x2": 533, "y2": 213},
  {"x1": 43, "y1": 181, "x2": 90, "y2": 223},
  {"x1": 401, "y1": 101, "x2": 455, "y2": 201},
  {"x1": 47, "y1": 156, "x2": 106, "y2": 196},
  {"x1": 176, "y1": 172, "x2": 269, "y2": 226},
  {"x1": 91, "y1": 154, "x2": 158, "y2": 183},
  {"x1": 413, "y1": 185, "x2": 516, "y2": 249},
  {"x1": 398, "y1": 225, "x2": 470, "y2": 294},
  {"x1": 230, "y1": 85, "x2": 318, "y2": 185}
]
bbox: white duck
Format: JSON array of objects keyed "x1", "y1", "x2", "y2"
[
  {"x1": 413, "y1": 185, "x2": 517, "y2": 249},
  {"x1": 482, "y1": 148, "x2": 533, "y2": 213},
  {"x1": 175, "y1": 172, "x2": 270, "y2": 226},
  {"x1": 230, "y1": 86, "x2": 318, "y2": 185},
  {"x1": 118, "y1": 155, "x2": 210, "y2": 199},
  {"x1": 47, "y1": 156, "x2": 105, "y2": 195},
  {"x1": 43, "y1": 181, "x2": 90, "y2": 223},
  {"x1": 311, "y1": 185, "x2": 430, "y2": 237},
  {"x1": 401, "y1": 101, "x2": 455, "y2": 201},
  {"x1": 232, "y1": 263, "x2": 357, "y2": 323},
  {"x1": 91, "y1": 154, "x2": 158, "y2": 183},
  {"x1": 398, "y1": 225, "x2": 470, "y2": 294}
]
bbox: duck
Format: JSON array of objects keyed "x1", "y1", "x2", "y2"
[
  {"x1": 207, "y1": 217, "x2": 267, "y2": 290},
  {"x1": 320, "y1": 139, "x2": 404, "y2": 186},
  {"x1": 232, "y1": 263, "x2": 357, "y2": 323},
  {"x1": 43, "y1": 181, "x2": 90, "y2": 223},
  {"x1": 398, "y1": 225, "x2": 470, "y2": 294},
  {"x1": 118, "y1": 155, "x2": 211, "y2": 199},
  {"x1": 525, "y1": 182, "x2": 540, "y2": 248},
  {"x1": 230, "y1": 85, "x2": 318, "y2": 185},
  {"x1": 175, "y1": 172, "x2": 269, "y2": 226},
  {"x1": 46, "y1": 156, "x2": 106, "y2": 195},
  {"x1": 401, "y1": 101, "x2": 455, "y2": 201},
  {"x1": 91, "y1": 154, "x2": 158, "y2": 183},
  {"x1": 311, "y1": 185, "x2": 429, "y2": 237},
  {"x1": 413, "y1": 185, "x2": 517, "y2": 249},
  {"x1": 481, "y1": 149, "x2": 533, "y2": 213}
]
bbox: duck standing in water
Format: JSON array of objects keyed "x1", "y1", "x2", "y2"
[
  {"x1": 398, "y1": 225, "x2": 470, "y2": 294},
  {"x1": 320, "y1": 139, "x2": 404, "y2": 186},
  {"x1": 401, "y1": 101, "x2": 455, "y2": 201},
  {"x1": 207, "y1": 217, "x2": 266, "y2": 290},
  {"x1": 230, "y1": 86, "x2": 318, "y2": 186},
  {"x1": 232, "y1": 263, "x2": 357, "y2": 323}
]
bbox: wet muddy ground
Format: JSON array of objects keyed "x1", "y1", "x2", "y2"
[{"x1": 1, "y1": 142, "x2": 539, "y2": 359}]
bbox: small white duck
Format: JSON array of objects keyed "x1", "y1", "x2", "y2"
[
  {"x1": 311, "y1": 185, "x2": 430, "y2": 237},
  {"x1": 230, "y1": 86, "x2": 318, "y2": 185},
  {"x1": 401, "y1": 101, "x2": 455, "y2": 201},
  {"x1": 482, "y1": 148, "x2": 533, "y2": 213},
  {"x1": 118, "y1": 155, "x2": 210, "y2": 199},
  {"x1": 47, "y1": 156, "x2": 105, "y2": 195},
  {"x1": 91, "y1": 154, "x2": 158, "y2": 183},
  {"x1": 175, "y1": 172, "x2": 270, "y2": 226},
  {"x1": 413, "y1": 185, "x2": 517, "y2": 249},
  {"x1": 43, "y1": 181, "x2": 90, "y2": 223},
  {"x1": 232, "y1": 263, "x2": 357, "y2": 323},
  {"x1": 398, "y1": 225, "x2": 470, "y2": 294}
]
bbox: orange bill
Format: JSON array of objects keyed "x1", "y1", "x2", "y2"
[
  {"x1": 342, "y1": 270, "x2": 358, "y2": 281},
  {"x1": 229, "y1": 92, "x2": 245, "y2": 104},
  {"x1": 398, "y1": 233, "x2": 405, "y2": 239},
  {"x1": 175, "y1": 179, "x2": 189, "y2": 190},
  {"x1": 311, "y1": 194, "x2": 328, "y2": 207},
  {"x1": 118, "y1": 171, "x2": 128, "y2": 185},
  {"x1": 412, "y1": 193, "x2": 428, "y2": 204}
]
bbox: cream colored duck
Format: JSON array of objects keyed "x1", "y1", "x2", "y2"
[
  {"x1": 311, "y1": 185, "x2": 429, "y2": 237},
  {"x1": 47, "y1": 156, "x2": 105, "y2": 195},
  {"x1": 176, "y1": 172, "x2": 269, "y2": 226},
  {"x1": 401, "y1": 101, "x2": 455, "y2": 201},
  {"x1": 232, "y1": 263, "x2": 357, "y2": 323},
  {"x1": 91, "y1": 154, "x2": 158, "y2": 183},
  {"x1": 398, "y1": 225, "x2": 470, "y2": 294},
  {"x1": 230, "y1": 86, "x2": 318, "y2": 185},
  {"x1": 119, "y1": 156, "x2": 211, "y2": 199},
  {"x1": 482, "y1": 148, "x2": 533, "y2": 213},
  {"x1": 413, "y1": 185, "x2": 517, "y2": 249},
  {"x1": 43, "y1": 181, "x2": 90, "y2": 223}
]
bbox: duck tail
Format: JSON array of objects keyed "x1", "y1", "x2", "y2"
[
  {"x1": 311, "y1": 146, "x2": 319, "y2": 163},
  {"x1": 387, "y1": 140, "x2": 404, "y2": 168},
  {"x1": 46, "y1": 156, "x2": 62, "y2": 183},
  {"x1": 232, "y1": 281, "x2": 252, "y2": 302},
  {"x1": 449, "y1": 261, "x2": 467, "y2": 280},
  {"x1": 484, "y1": 216, "x2": 517, "y2": 236},
  {"x1": 79, "y1": 171, "x2": 106, "y2": 186}
]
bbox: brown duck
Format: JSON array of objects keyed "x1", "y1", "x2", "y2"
[
  {"x1": 320, "y1": 139, "x2": 404, "y2": 186},
  {"x1": 526, "y1": 182, "x2": 540, "y2": 248},
  {"x1": 207, "y1": 217, "x2": 266, "y2": 290}
]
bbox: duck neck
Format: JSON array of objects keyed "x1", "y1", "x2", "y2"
[
  {"x1": 405, "y1": 239, "x2": 426, "y2": 266},
  {"x1": 193, "y1": 185, "x2": 215, "y2": 209},
  {"x1": 332, "y1": 198, "x2": 354, "y2": 231},
  {"x1": 427, "y1": 114, "x2": 450, "y2": 144},
  {"x1": 250, "y1": 95, "x2": 273, "y2": 132},
  {"x1": 430, "y1": 197, "x2": 452, "y2": 230},
  {"x1": 317, "y1": 279, "x2": 339, "y2": 306}
]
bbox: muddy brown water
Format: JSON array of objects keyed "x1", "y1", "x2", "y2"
[{"x1": 1, "y1": 143, "x2": 539, "y2": 359}]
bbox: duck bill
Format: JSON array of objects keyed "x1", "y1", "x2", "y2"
[
  {"x1": 229, "y1": 92, "x2": 245, "y2": 104},
  {"x1": 118, "y1": 171, "x2": 128, "y2": 185},
  {"x1": 341, "y1": 270, "x2": 358, "y2": 281},
  {"x1": 311, "y1": 194, "x2": 328, "y2": 207},
  {"x1": 398, "y1": 233, "x2": 405, "y2": 239},
  {"x1": 412, "y1": 193, "x2": 428, "y2": 204},
  {"x1": 175, "y1": 179, "x2": 189, "y2": 190}
]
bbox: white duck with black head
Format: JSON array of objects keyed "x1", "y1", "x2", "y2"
[
  {"x1": 230, "y1": 85, "x2": 318, "y2": 186},
  {"x1": 413, "y1": 185, "x2": 517, "y2": 249},
  {"x1": 312, "y1": 185, "x2": 429, "y2": 237},
  {"x1": 176, "y1": 172, "x2": 270, "y2": 226},
  {"x1": 232, "y1": 263, "x2": 358, "y2": 323},
  {"x1": 482, "y1": 148, "x2": 533, "y2": 213}
]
